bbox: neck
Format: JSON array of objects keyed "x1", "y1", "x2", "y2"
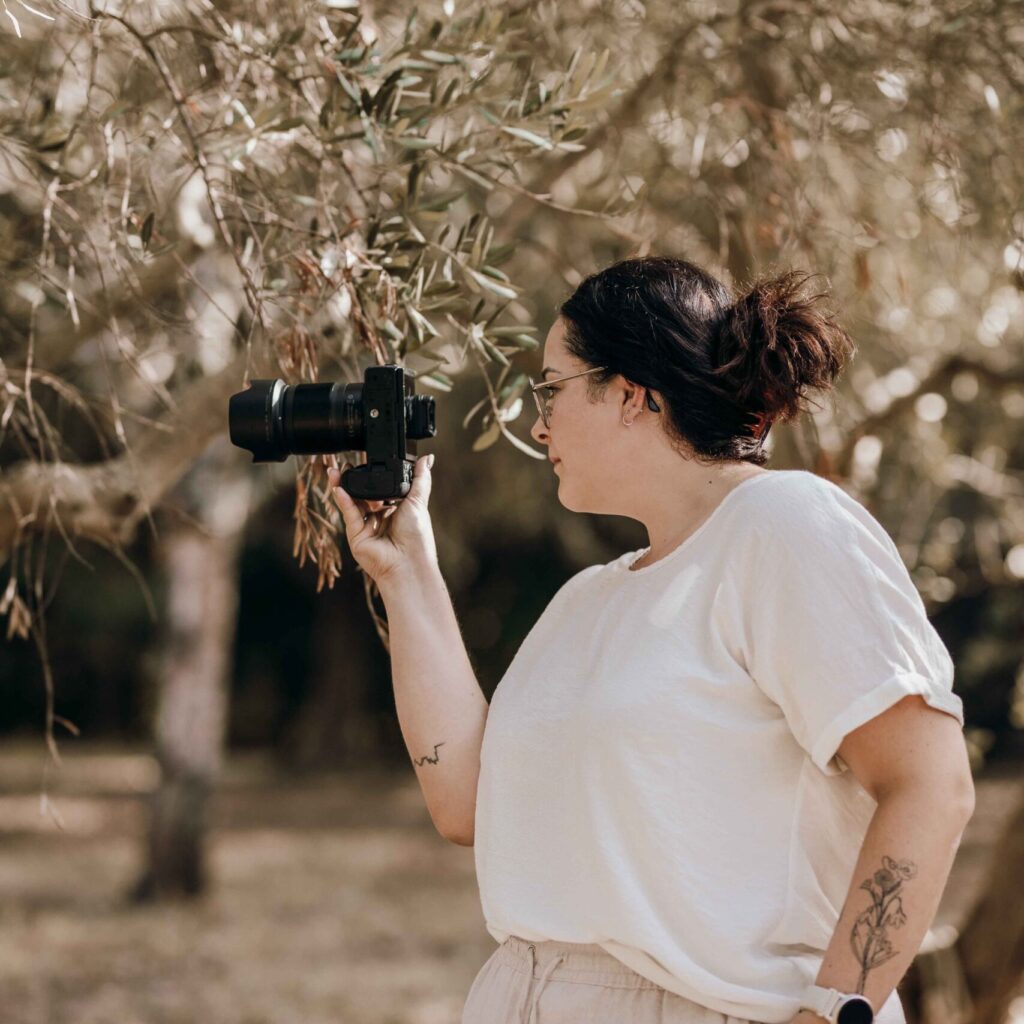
[{"x1": 632, "y1": 461, "x2": 769, "y2": 567}]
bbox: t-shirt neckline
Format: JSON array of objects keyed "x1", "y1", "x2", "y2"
[{"x1": 614, "y1": 472, "x2": 778, "y2": 577}]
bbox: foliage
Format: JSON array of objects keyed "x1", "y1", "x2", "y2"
[
  {"x1": 0, "y1": 0, "x2": 638, "y2": 636},
  {"x1": 1, "y1": 0, "x2": 1023, "y2": 764}
]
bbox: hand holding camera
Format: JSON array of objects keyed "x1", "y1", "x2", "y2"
[{"x1": 327, "y1": 454, "x2": 438, "y2": 587}]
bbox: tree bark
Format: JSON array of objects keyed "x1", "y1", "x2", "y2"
[
  {"x1": 897, "y1": 782, "x2": 1024, "y2": 1024},
  {"x1": 132, "y1": 438, "x2": 252, "y2": 901},
  {"x1": 957, "y1": 784, "x2": 1024, "y2": 1024}
]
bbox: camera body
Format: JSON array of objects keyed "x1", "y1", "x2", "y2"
[{"x1": 228, "y1": 364, "x2": 436, "y2": 501}]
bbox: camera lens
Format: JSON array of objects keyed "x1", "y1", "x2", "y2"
[
  {"x1": 229, "y1": 380, "x2": 364, "y2": 462},
  {"x1": 229, "y1": 376, "x2": 435, "y2": 463}
]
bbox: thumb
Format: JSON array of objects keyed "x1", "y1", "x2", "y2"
[
  {"x1": 329, "y1": 465, "x2": 368, "y2": 536},
  {"x1": 406, "y1": 453, "x2": 434, "y2": 506}
]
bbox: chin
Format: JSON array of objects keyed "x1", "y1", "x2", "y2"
[
  {"x1": 554, "y1": 478, "x2": 575, "y2": 510},
  {"x1": 554, "y1": 482, "x2": 591, "y2": 515},
  {"x1": 557, "y1": 478, "x2": 619, "y2": 517}
]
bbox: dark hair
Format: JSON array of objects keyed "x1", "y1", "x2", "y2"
[{"x1": 557, "y1": 256, "x2": 856, "y2": 467}]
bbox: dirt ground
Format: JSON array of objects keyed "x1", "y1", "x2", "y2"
[{"x1": 0, "y1": 741, "x2": 1019, "y2": 1024}]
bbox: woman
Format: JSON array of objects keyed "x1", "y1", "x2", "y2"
[{"x1": 328, "y1": 256, "x2": 974, "y2": 1024}]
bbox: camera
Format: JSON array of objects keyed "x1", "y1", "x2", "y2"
[{"x1": 228, "y1": 364, "x2": 436, "y2": 501}]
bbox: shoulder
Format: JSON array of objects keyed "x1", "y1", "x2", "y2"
[
  {"x1": 735, "y1": 470, "x2": 903, "y2": 576},
  {"x1": 743, "y1": 468, "x2": 852, "y2": 508},
  {"x1": 747, "y1": 470, "x2": 882, "y2": 534},
  {"x1": 724, "y1": 468, "x2": 909, "y2": 589},
  {"x1": 551, "y1": 563, "x2": 605, "y2": 604},
  {"x1": 719, "y1": 474, "x2": 927, "y2": 658}
]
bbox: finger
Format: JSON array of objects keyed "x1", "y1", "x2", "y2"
[
  {"x1": 332, "y1": 469, "x2": 371, "y2": 537},
  {"x1": 406, "y1": 453, "x2": 433, "y2": 505}
]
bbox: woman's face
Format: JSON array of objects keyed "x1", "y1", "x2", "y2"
[{"x1": 530, "y1": 317, "x2": 638, "y2": 512}]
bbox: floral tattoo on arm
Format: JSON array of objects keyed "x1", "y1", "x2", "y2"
[{"x1": 850, "y1": 855, "x2": 918, "y2": 993}]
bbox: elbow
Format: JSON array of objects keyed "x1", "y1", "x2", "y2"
[
  {"x1": 432, "y1": 804, "x2": 475, "y2": 846},
  {"x1": 431, "y1": 796, "x2": 477, "y2": 846},
  {"x1": 436, "y1": 819, "x2": 474, "y2": 846},
  {"x1": 944, "y1": 767, "x2": 976, "y2": 825},
  {"x1": 957, "y1": 775, "x2": 977, "y2": 825},
  {"x1": 878, "y1": 772, "x2": 976, "y2": 826}
]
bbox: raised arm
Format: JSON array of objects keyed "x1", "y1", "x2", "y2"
[{"x1": 379, "y1": 560, "x2": 489, "y2": 846}]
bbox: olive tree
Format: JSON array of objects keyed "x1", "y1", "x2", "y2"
[{"x1": 0, "y1": 0, "x2": 635, "y2": 894}]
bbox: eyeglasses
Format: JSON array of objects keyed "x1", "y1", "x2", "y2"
[{"x1": 528, "y1": 367, "x2": 661, "y2": 428}]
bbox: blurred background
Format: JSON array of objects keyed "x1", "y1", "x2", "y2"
[{"x1": 0, "y1": 0, "x2": 1022, "y2": 1021}]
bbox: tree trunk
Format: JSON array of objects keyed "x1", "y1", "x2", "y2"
[
  {"x1": 132, "y1": 438, "x2": 252, "y2": 901},
  {"x1": 898, "y1": 782, "x2": 1024, "y2": 1024},
  {"x1": 958, "y1": 784, "x2": 1024, "y2": 1024}
]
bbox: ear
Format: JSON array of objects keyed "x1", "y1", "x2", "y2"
[{"x1": 621, "y1": 379, "x2": 649, "y2": 418}]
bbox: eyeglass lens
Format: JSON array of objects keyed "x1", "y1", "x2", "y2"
[{"x1": 531, "y1": 379, "x2": 551, "y2": 426}]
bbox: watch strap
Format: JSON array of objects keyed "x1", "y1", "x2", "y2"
[{"x1": 799, "y1": 984, "x2": 843, "y2": 1021}]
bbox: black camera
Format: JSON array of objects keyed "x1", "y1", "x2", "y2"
[{"x1": 228, "y1": 364, "x2": 436, "y2": 501}]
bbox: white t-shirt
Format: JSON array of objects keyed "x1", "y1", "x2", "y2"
[{"x1": 473, "y1": 469, "x2": 964, "y2": 1022}]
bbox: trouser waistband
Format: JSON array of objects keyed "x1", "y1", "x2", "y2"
[{"x1": 497, "y1": 934, "x2": 663, "y2": 990}]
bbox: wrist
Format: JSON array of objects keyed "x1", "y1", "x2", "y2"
[
  {"x1": 799, "y1": 985, "x2": 874, "y2": 1024},
  {"x1": 377, "y1": 557, "x2": 442, "y2": 596}
]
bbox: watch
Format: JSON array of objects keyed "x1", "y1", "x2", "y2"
[{"x1": 799, "y1": 985, "x2": 875, "y2": 1024}]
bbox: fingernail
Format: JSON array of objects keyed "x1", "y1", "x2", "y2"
[{"x1": 428, "y1": 454, "x2": 435, "y2": 468}]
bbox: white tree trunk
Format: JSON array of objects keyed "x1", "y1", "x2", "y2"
[{"x1": 133, "y1": 439, "x2": 252, "y2": 900}]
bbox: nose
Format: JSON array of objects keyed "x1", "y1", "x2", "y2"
[{"x1": 530, "y1": 409, "x2": 549, "y2": 446}]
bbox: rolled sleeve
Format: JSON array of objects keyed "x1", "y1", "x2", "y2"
[
  {"x1": 810, "y1": 671, "x2": 965, "y2": 776},
  {"x1": 728, "y1": 476, "x2": 965, "y2": 777}
]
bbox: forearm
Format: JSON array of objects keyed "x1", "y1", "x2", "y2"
[
  {"x1": 804, "y1": 783, "x2": 973, "y2": 1016},
  {"x1": 378, "y1": 560, "x2": 489, "y2": 844}
]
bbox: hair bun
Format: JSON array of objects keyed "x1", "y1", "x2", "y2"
[{"x1": 711, "y1": 268, "x2": 856, "y2": 426}]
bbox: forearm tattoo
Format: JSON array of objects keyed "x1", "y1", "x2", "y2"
[
  {"x1": 850, "y1": 855, "x2": 918, "y2": 993},
  {"x1": 413, "y1": 742, "x2": 446, "y2": 767}
]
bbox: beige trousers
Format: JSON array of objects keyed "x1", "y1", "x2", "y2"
[
  {"x1": 461, "y1": 934, "x2": 760, "y2": 1024},
  {"x1": 461, "y1": 934, "x2": 908, "y2": 1024}
]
